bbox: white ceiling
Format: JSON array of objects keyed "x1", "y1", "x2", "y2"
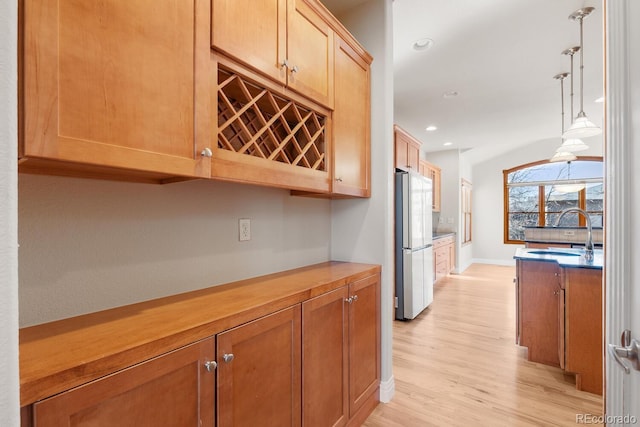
[{"x1": 322, "y1": 0, "x2": 604, "y2": 160}]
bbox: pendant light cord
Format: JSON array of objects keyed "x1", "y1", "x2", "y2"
[{"x1": 579, "y1": 16, "x2": 585, "y2": 114}]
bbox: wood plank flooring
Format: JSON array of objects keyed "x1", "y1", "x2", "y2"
[{"x1": 364, "y1": 264, "x2": 603, "y2": 427}]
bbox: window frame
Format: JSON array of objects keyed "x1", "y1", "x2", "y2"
[{"x1": 503, "y1": 156, "x2": 603, "y2": 244}]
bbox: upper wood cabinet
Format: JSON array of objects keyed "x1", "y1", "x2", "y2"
[
  {"x1": 20, "y1": 0, "x2": 212, "y2": 181},
  {"x1": 217, "y1": 306, "x2": 302, "y2": 427},
  {"x1": 32, "y1": 338, "x2": 215, "y2": 426},
  {"x1": 212, "y1": 0, "x2": 334, "y2": 108},
  {"x1": 331, "y1": 37, "x2": 371, "y2": 197},
  {"x1": 420, "y1": 160, "x2": 441, "y2": 212},
  {"x1": 394, "y1": 125, "x2": 421, "y2": 171}
]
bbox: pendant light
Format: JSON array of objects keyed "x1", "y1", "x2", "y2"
[
  {"x1": 563, "y1": 7, "x2": 601, "y2": 139},
  {"x1": 557, "y1": 46, "x2": 589, "y2": 152},
  {"x1": 550, "y1": 73, "x2": 577, "y2": 163}
]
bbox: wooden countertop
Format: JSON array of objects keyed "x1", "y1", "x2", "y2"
[{"x1": 19, "y1": 261, "x2": 381, "y2": 406}]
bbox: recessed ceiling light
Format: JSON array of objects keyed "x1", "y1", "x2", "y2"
[
  {"x1": 425, "y1": 125, "x2": 438, "y2": 132},
  {"x1": 412, "y1": 38, "x2": 434, "y2": 51},
  {"x1": 595, "y1": 96, "x2": 604, "y2": 103},
  {"x1": 443, "y1": 91, "x2": 459, "y2": 98},
  {"x1": 443, "y1": 142, "x2": 453, "y2": 146}
]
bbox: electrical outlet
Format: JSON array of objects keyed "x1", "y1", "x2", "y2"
[{"x1": 239, "y1": 218, "x2": 251, "y2": 241}]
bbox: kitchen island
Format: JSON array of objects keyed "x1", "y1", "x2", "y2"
[{"x1": 513, "y1": 248, "x2": 603, "y2": 395}]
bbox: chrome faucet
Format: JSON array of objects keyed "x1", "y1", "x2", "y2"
[{"x1": 554, "y1": 207, "x2": 594, "y2": 262}]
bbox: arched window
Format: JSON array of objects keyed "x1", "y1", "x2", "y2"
[{"x1": 503, "y1": 157, "x2": 603, "y2": 244}]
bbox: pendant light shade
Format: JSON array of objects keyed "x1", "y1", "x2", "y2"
[
  {"x1": 550, "y1": 151, "x2": 577, "y2": 163},
  {"x1": 554, "y1": 182, "x2": 586, "y2": 193},
  {"x1": 563, "y1": 7, "x2": 601, "y2": 139},
  {"x1": 557, "y1": 137, "x2": 589, "y2": 152},
  {"x1": 563, "y1": 112, "x2": 601, "y2": 138}
]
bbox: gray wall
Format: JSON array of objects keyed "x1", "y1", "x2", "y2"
[{"x1": 19, "y1": 175, "x2": 332, "y2": 326}]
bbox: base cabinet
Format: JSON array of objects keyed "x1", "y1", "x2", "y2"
[
  {"x1": 516, "y1": 260, "x2": 561, "y2": 367},
  {"x1": 302, "y1": 275, "x2": 380, "y2": 427},
  {"x1": 21, "y1": 264, "x2": 381, "y2": 427},
  {"x1": 217, "y1": 306, "x2": 301, "y2": 427},
  {"x1": 433, "y1": 235, "x2": 455, "y2": 282},
  {"x1": 32, "y1": 338, "x2": 215, "y2": 427}
]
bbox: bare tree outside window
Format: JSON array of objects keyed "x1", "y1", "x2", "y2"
[{"x1": 503, "y1": 158, "x2": 603, "y2": 244}]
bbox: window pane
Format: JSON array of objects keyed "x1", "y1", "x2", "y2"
[
  {"x1": 509, "y1": 186, "x2": 538, "y2": 212},
  {"x1": 589, "y1": 213, "x2": 603, "y2": 228},
  {"x1": 548, "y1": 212, "x2": 579, "y2": 227},
  {"x1": 545, "y1": 185, "x2": 579, "y2": 213},
  {"x1": 508, "y1": 160, "x2": 603, "y2": 184},
  {"x1": 508, "y1": 213, "x2": 538, "y2": 241},
  {"x1": 586, "y1": 183, "x2": 604, "y2": 211}
]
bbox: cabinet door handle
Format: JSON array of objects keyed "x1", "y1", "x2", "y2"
[
  {"x1": 223, "y1": 353, "x2": 234, "y2": 363},
  {"x1": 335, "y1": 177, "x2": 343, "y2": 182},
  {"x1": 204, "y1": 360, "x2": 217, "y2": 372},
  {"x1": 201, "y1": 147, "x2": 213, "y2": 158}
]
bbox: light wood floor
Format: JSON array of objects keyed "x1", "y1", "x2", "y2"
[{"x1": 364, "y1": 264, "x2": 603, "y2": 427}]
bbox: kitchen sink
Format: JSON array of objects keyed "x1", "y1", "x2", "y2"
[{"x1": 527, "y1": 250, "x2": 581, "y2": 257}]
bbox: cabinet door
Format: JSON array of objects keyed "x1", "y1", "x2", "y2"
[
  {"x1": 517, "y1": 260, "x2": 561, "y2": 367},
  {"x1": 23, "y1": 0, "x2": 211, "y2": 178},
  {"x1": 217, "y1": 306, "x2": 301, "y2": 427},
  {"x1": 332, "y1": 37, "x2": 371, "y2": 197},
  {"x1": 564, "y1": 268, "x2": 603, "y2": 394},
  {"x1": 407, "y1": 143, "x2": 420, "y2": 171},
  {"x1": 33, "y1": 338, "x2": 215, "y2": 426},
  {"x1": 394, "y1": 134, "x2": 409, "y2": 170},
  {"x1": 348, "y1": 275, "x2": 380, "y2": 418},
  {"x1": 302, "y1": 287, "x2": 348, "y2": 427},
  {"x1": 286, "y1": 0, "x2": 334, "y2": 108},
  {"x1": 211, "y1": 0, "x2": 287, "y2": 84}
]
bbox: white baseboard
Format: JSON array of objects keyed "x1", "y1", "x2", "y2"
[{"x1": 379, "y1": 375, "x2": 395, "y2": 403}]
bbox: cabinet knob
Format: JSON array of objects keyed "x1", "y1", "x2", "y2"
[
  {"x1": 290, "y1": 65, "x2": 299, "y2": 74},
  {"x1": 345, "y1": 297, "x2": 353, "y2": 304},
  {"x1": 352, "y1": 294, "x2": 359, "y2": 302},
  {"x1": 223, "y1": 353, "x2": 234, "y2": 363},
  {"x1": 281, "y1": 59, "x2": 289, "y2": 69},
  {"x1": 335, "y1": 177, "x2": 343, "y2": 182},
  {"x1": 201, "y1": 147, "x2": 213, "y2": 158},
  {"x1": 204, "y1": 360, "x2": 217, "y2": 372}
]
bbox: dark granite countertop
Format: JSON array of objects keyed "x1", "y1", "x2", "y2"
[{"x1": 514, "y1": 247, "x2": 603, "y2": 270}]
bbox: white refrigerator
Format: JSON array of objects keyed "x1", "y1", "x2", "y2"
[{"x1": 394, "y1": 170, "x2": 434, "y2": 320}]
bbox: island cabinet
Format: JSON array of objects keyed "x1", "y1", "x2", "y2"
[
  {"x1": 516, "y1": 260, "x2": 562, "y2": 367},
  {"x1": 20, "y1": 0, "x2": 213, "y2": 182},
  {"x1": 393, "y1": 125, "x2": 421, "y2": 171},
  {"x1": 20, "y1": 262, "x2": 381, "y2": 427},
  {"x1": 562, "y1": 267, "x2": 603, "y2": 395},
  {"x1": 212, "y1": 0, "x2": 334, "y2": 109}
]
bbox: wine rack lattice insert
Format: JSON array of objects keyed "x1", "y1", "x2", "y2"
[{"x1": 217, "y1": 67, "x2": 327, "y2": 171}]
